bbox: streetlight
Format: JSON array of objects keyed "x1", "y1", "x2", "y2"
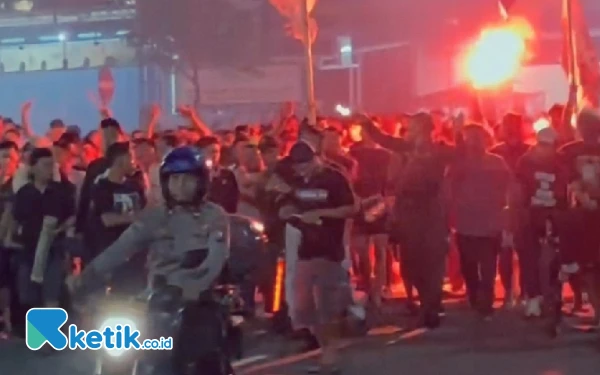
[{"x1": 58, "y1": 32, "x2": 68, "y2": 69}]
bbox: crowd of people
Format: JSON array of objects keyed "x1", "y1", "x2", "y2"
[{"x1": 0, "y1": 95, "x2": 599, "y2": 371}]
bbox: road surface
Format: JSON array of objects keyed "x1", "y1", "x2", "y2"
[{"x1": 1, "y1": 298, "x2": 598, "y2": 375}]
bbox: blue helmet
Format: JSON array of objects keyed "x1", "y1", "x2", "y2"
[{"x1": 159, "y1": 146, "x2": 210, "y2": 206}]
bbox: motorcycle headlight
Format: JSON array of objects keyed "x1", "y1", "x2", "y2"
[{"x1": 99, "y1": 316, "x2": 138, "y2": 358}]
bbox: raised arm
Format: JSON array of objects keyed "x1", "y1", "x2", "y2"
[
  {"x1": 143, "y1": 104, "x2": 161, "y2": 139},
  {"x1": 359, "y1": 116, "x2": 410, "y2": 154},
  {"x1": 20, "y1": 101, "x2": 35, "y2": 140},
  {"x1": 178, "y1": 105, "x2": 212, "y2": 137},
  {"x1": 68, "y1": 208, "x2": 156, "y2": 297}
]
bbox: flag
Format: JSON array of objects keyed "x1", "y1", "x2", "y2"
[
  {"x1": 562, "y1": 0, "x2": 600, "y2": 108},
  {"x1": 270, "y1": 0, "x2": 319, "y2": 45},
  {"x1": 498, "y1": 0, "x2": 516, "y2": 19}
]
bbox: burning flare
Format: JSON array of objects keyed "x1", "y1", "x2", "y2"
[
  {"x1": 462, "y1": 18, "x2": 534, "y2": 89},
  {"x1": 533, "y1": 117, "x2": 550, "y2": 132}
]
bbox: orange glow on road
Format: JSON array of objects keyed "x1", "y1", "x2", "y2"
[{"x1": 272, "y1": 257, "x2": 284, "y2": 312}]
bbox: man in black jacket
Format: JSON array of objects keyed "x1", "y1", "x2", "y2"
[{"x1": 75, "y1": 118, "x2": 122, "y2": 264}]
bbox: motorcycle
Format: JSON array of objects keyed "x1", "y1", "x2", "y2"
[
  {"x1": 90, "y1": 214, "x2": 268, "y2": 375},
  {"x1": 92, "y1": 288, "x2": 148, "y2": 375}
]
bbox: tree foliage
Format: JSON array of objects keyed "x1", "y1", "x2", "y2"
[
  {"x1": 136, "y1": 0, "x2": 262, "y2": 71},
  {"x1": 134, "y1": 0, "x2": 264, "y2": 108}
]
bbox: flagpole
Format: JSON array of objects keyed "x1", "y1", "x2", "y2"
[
  {"x1": 301, "y1": 0, "x2": 317, "y2": 126},
  {"x1": 565, "y1": 0, "x2": 579, "y2": 111}
]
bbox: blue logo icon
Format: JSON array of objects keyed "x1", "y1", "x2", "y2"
[
  {"x1": 26, "y1": 308, "x2": 69, "y2": 350},
  {"x1": 25, "y1": 307, "x2": 173, "y2": 352}
]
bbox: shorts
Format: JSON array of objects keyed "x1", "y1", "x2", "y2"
[
  {"x1": 17, "y1": 255, "x2": 65, "y2": 306},
  {"x1": 291, "y1": 258, "x2": 349, "y2": 329}
]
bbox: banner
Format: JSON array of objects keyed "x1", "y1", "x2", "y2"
[
  {"x1": 269, "y1": 0, "x2": 319, "y2": 45},
  {"x1": 498, "y1": 0, "x2": 516, "y2": 19},
  {"x1": 562, "y1": 0, "x2": 600, "y2": 108}
]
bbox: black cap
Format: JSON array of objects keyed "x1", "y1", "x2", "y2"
[
  {"x1": 66, "y1": 124, "x2": 81, "y2": 136},
  {"x1": 49, "y1": 119, "x2": 65, "y2": 129},
  {"x1": 289, "y1": 142, "x2": 315, "y2": 164},
  {"x1": 100, "y1": 117, "x2": 122, "y2": 133},
  {"x1": 54, "y1": 132, "x2": 79, "y2": 149}
]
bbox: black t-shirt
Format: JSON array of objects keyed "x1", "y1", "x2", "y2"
[
  {"x1": 350, "y1": 144, "x2": 392, "y2": 198},
  {"x1": 324, "y1": 152, "x2": 357, "y2": 180},
  {"x1": 516, "y1": 150, "x2": 569, "y2": 211},
  {"x1": 13, "y1": 181, "x2": 76, "y2": 261},
  {"x1": 76, "y1": 157, "x2": 110, "y2": 233},
  {"x1": 90, "y1": 177, "x2": 146, "y2": 253},
  {"x1": 558, "y1": 140, "x2": 600, "y2": 264},
  {"x1": 292, "y1": 166, "x2": 355, "y2": 262},
  {"x1": 0, "y1": 178, "x2": 15, "y2": 250},
  {"x1": 489, "y1": 142, "x2": 531, "y2": 173},
  {"x1": 208, "y1": 168, "x2": 239, "y2": 214}
]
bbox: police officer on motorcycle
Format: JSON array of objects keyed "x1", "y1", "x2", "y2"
[{"x1": 66, "y1": 146, "x2": 233, "y2": 373}]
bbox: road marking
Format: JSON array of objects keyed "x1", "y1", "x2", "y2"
[
  {"x1": 368, "y1": 326, "x2": 404, "y2": 336},
  {"x1": 386, "y1": 327, "x2": 429, "y2": 345},
  {"x1": 238, "y1": 341, "x2": 353, "y2": 374},
  {"x1": 233, "y1": 354, "x2": 270, "y2": 368}
]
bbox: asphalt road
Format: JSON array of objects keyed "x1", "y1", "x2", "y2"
[{"x1": 1, "y1": 299, "x2": 599, "y2": 375}]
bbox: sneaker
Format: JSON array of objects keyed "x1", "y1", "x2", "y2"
[
  {"x1": 525, "y1": 297, "x2": 542, "y2": 318},
  {"x1": 502, "y1": 294, "x2": 516, "y2": 309},
  {"x1": 348, "y1": 304, "x2": 366, "y2": 321},
  {"x1": 297, "y1": 331, "x2": 320, "y2": 353},
  {"x1": 423, "y1": 312, "x2": 441, "y2": 329}
]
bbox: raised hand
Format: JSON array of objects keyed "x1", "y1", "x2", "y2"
[
  {"x1": 21, "y1": 101, "x2": 32, "y2": 115},
  {"x1": 150, "y1": 103, "x2": 161, "y2": 121},
  {"x1": 177, "y1": 104, "x2": 194, "y2": 118},
  {"x1": 100, "y1": 107, "x2": 112, "y2": 120}
]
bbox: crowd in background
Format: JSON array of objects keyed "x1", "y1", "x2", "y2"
[{"x1": 0, "y1": 96, "x2": 598, "y2": 369}]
